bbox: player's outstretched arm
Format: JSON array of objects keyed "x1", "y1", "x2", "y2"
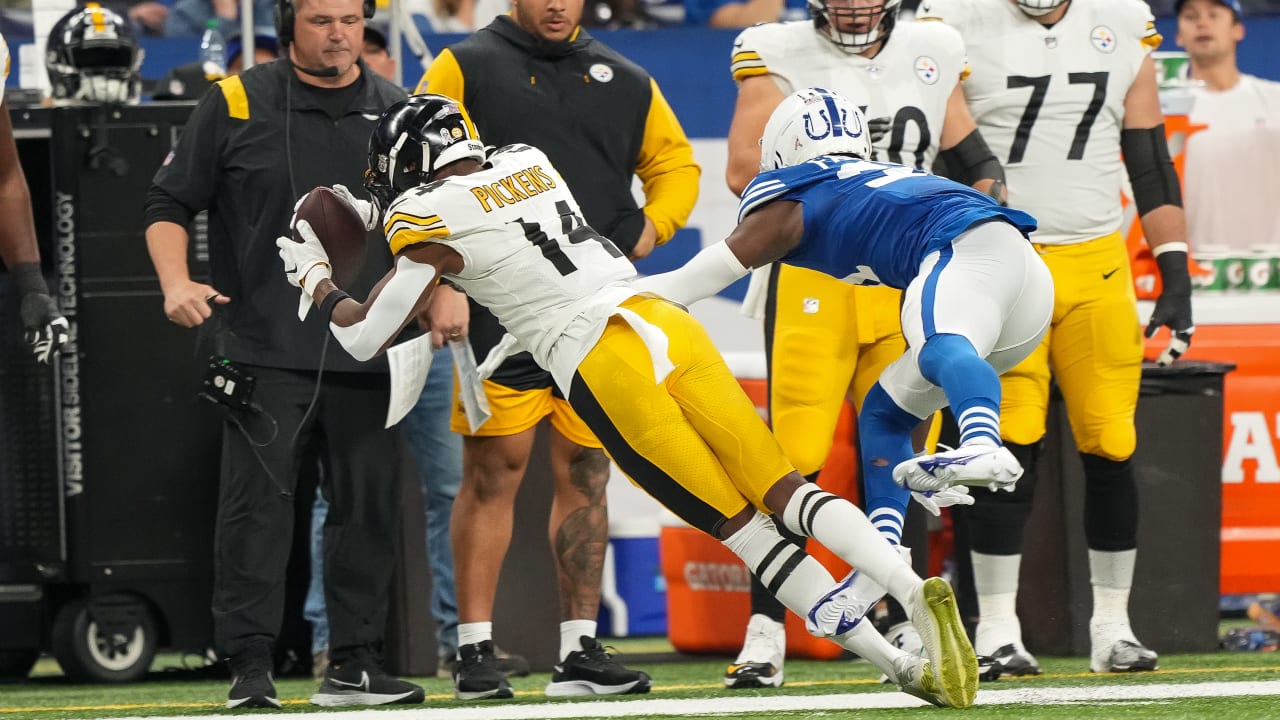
[
  {"x1": 631, "y1": 199, "x2": 802, "y2": 306},
  {"x1": 277, "y1": 225, "x2": 460, "y2": 362}
]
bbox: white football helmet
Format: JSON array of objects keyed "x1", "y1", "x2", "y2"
[
  {"x1": 808, "y1": 0, "x2": 902, "y2": 53},
  {"x1": 759, "y1": 88, "x2": 872, "y2": 172},
  {"x1": 1014, "y1": 0, "x2": 1068, "y2": 17}
]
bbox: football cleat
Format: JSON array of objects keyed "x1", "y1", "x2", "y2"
[
  {"x1": 1092, "y1": 638, "x2": 1159, "y2": 673},
  {"x1": 893, "y1": 444, "x2": 1023, "y2": 494},
  {"x1": 889, "y1": 655, "x2": 947, "y2": 707},
  {"x1": 988, "y1": 643, "x2": 1042, "y2": 676},
  {"x1": 724, "y1": 614, "x2": 785, "y2": 689},
  {"x1": 908, "y1": 578, "x2": 979, "y2": 708},
  {"x1": 806, "y1": 570, "x2": 885, "y2": 638}
]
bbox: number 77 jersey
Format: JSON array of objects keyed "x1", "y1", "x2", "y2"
[
  {"x1": 382, "y1": 143, "x2": 637, "y2": 367},
  {"x1": 918, "y1": 0, "x2": 1161, "y2": 245}
]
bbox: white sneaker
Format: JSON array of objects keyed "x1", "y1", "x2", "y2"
[
  {"x1": 723, "y1": 614, "x2": 785, "y2": 689},
  {"x1": 1090, "y1": 621, "x2": 1158, "y2": 673},
  {"x1": 805, "y1": 570, "x2": 886, "y2": 638},
  {"x1": 893, "y1": 445, "x2": 1023, "y2": 493},
  {"x1": 889, "y1": 655, "x2": 948, "y2": 707},
  {"x1": 877, "y1": 621, "x2": 927, "y2": 684},
  {"x1": 908, "y1": 578, "x2": 979, "y2": 709}
]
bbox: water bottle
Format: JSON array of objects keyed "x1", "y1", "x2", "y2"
[{"x1": 200, "y1": 19, "x2": 227, "y2": 81}]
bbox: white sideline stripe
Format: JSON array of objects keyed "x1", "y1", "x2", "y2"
[{"x1": 103, "y1": 679, "x2": 1280, "y2": 720}]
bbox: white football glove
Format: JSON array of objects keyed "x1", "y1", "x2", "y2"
[
  {"x1": 910, "y1": 486, "x2": 975, "y2": 517},
  {"x1": 331, "y1": 183, "x2": 380, "y2": 231},
  {"x1": 276, "y1": 220, "x2": 332, "y2": 320}
]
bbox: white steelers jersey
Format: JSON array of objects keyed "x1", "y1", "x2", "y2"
[
  {"x1": 382, "y1": 143, "x2": 638, "y2": 384},
  {"x1": 918, "y1": 0, "x2": 1161, "y2": 245},
  {"x1": 730, "y1": 19, "x2": 967, "y2": 170}
]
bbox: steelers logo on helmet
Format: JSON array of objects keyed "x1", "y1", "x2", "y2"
[
  {"x1": 760, "y1": 88, "x2": 873, "y2": 172},
  {"x1": 808, "y1": 0, "x2": 903, "y2": 53},
  {"x1": 365, "y1": 95, "x2": 487, "y2": 213},
  {"x1": 45, "y1": 2, "x2": 143, "y2": 104}
]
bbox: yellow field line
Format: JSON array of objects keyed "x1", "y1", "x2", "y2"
[{"x1": 5, "y1": 666, "x2": 1279, "y2": 715}]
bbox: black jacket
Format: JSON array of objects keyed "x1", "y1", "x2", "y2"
[
  {"x1": 145, "y1": 59, "x2": 406, "y2": 372},
  {"x1": 418, "y1": 16, "x2": 698, "y2": 254}
]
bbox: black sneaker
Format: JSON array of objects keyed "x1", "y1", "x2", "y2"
[
  {"x1": 989, "y1": 643, "x2": 1042, "y2": 676},
  {"x1": 226, "y1": 652, "x2": 280, "y2": 709},
  {"x1": 453, "y1": 640, "x2": 514, "y2": 700},
  {"x1": 545, "y1": 636, "x2": 652, "y2": 697},
  {"x1": 310, "y1": 647, "x2": 425, "y2": 707},
  {"x1": 438, "y1": 645, "x2": 531, "y2": 680}
]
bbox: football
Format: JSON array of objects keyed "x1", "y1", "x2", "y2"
[{"x1": 292, "y1": 186, "x2": 368, "y2": 288}]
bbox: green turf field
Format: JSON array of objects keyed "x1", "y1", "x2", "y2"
[{"x1": 3, "y1": 636, "x2": 1279, "y2": 719}]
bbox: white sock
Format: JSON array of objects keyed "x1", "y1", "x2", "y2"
[
  {"x1": 972, "y1": 552, "x2": 1024, "y2": 655},
  {"x1": 1090, "y1": 548, "x2": 1137, "y2": 632},
  {"x1": 721, "y1": 511, "x2": 841, "y2": 619},
  {"x1": 835, "y1": 621, "x2": 908, "y2": 678},
  {"x1": 457, "y1": 621, "x2": 493, "y2": 650},
  {"x1": 559, "y1": 620, "x2": 597, "y2": 661},
  {"x1": 780, "y1": 484, "x2": 922, "y2": 609}
]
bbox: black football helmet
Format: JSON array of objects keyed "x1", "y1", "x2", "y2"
[
  {"x1": 46, "y1": 2, "x2": 143, "y2": 104},
  {"x1": 809, "y1": 0, "x2": 901, "y2": 53},
  {"x1": 364, "y1": 94, "x2": 486, "y2": 211}
]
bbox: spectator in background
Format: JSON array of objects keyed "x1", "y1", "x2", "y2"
[
  {"x1": 153, "y1": 28, "x2": 279, "y2": 100},
  {"x1": 1, "y1": 31, "x2": 69, "y2": 363},
  {"x1": 683, "y1": 0, "x2": 807, "y2": 27},
  {"x1": 416, "y1": 0, "x2": 698, "y2": 700},
  {"x1": 166, "y1": 0, "x2": 276, "y2": 37},
  {"x1": 361, "y1": 25, "x2": 396, "y2": 80},
  {"x1": 1176, "y1": 0, "x2": 1280, "y2": 250},
  {"x1": 143, "y1": 0, "x2": 421, "y2": 708}
]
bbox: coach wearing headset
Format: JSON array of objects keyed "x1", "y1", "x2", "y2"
[{"x1": 142, "y1": 0, "x2": 418, "y2": 709}]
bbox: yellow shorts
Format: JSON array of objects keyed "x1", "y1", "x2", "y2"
[
  {"x1": 450, "y1": 376, "x2": 600, "y2": 447},
  {"x1": 570, "y1": 297, "x2": 796, "y2": 535},
  {"x1": 767, "y1": 264, "x2": 905, "y2": 475},
  {"x1": 999, "y1": 231, "x2": 1142, "y2": 460}
]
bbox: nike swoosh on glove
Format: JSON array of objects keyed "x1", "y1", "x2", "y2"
[{"x1": 1146, "y1": 247, "x2": 1195, "y2": 367}]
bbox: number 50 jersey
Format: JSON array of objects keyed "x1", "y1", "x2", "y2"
[
  {"x1": 918, "y1": 0, "x2": 1161, "y2": 245},
  {"x1": 730, "y1": 19, "x2": 967, "y2": 171},
  {"x1": 382, "y1": 144, "x2": 638, "y2": 378}
]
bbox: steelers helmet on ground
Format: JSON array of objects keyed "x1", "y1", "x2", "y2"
[
  {"x1": 809, "y1": 0, "x2": 902, "y2": 53},
  {"x1": 45, "y1": 2, "x2": 142, "y2": 104},
  {"x1": 365, "y1": 94, "x2": 486, "y2": 211},
  {"x1": 1014, "y1": 0, "x2": 1069, "y2": 17},
  {"x1": 759, "y1": 87, "x2": 872, "y2": 172}
]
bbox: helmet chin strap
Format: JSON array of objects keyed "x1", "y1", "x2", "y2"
[{"x1": 1016, "y1": 0, "x2": 1069, "y2": 17}]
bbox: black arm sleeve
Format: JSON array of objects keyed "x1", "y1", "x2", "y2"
[
  {"x1": 938, "y1": 129, "x2": 1005, "y2": 187},
  {"x1": 1121, "y1": 125, "x2": 1182, "y2": 216}
]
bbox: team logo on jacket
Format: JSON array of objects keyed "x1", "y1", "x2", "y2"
[
  {"x1": 914, "y1": 56, "x2": 939, "y2": 85},
  {"x1": 589, "y1": 63, "x2": 613, "y2": 83},
  {"x1": 1091, "y1": 26, "x2": 1117, "y2": 53}
]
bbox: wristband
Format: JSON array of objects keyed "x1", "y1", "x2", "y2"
[{"x1": 319, "y1": 290, "x2": 351, "y2": 320}]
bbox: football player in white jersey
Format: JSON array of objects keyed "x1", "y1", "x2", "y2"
[
  {"x1": 918, "y1": 0, "x2": 1196, "y2": 676},
  {"x1": 0, "y1": 32, "x2": 70, "y2": 363},
  {"x1": 721, "y1": 0, "x2": 1007, "y2": 688},
  {"x1": 277, "y1": 93, "x2": 981, "y2": 709}
]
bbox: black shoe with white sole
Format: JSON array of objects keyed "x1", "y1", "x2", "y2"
[
  {"x1": 545, "y1": 636, "x2": 652, "y2": 697},
  {"x1": 453, "y1": 640, "x2": 514, "y2": 700},
  {"x1": 311, "y1": 647, "x2": 424, "y2": 707},
  {"x1": 226, "y1": 651, "x2": 280, "y2": 709}
]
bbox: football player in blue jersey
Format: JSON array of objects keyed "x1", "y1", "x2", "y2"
[{"x1": 637, "y1": 87, "x2": 1055, "y2": 581}]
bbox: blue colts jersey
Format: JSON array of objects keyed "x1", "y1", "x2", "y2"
[{"x1": 738, "y1": 157, "x2": 1038, "y2": 290}]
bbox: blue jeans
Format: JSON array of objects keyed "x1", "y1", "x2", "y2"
[{"x1": 306, "y1": 344, "x2": 462, "y2": 659}]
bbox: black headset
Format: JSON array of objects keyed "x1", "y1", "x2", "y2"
[{"x1": 274, "y1": 0, "x2": 376, "y2": 45}]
